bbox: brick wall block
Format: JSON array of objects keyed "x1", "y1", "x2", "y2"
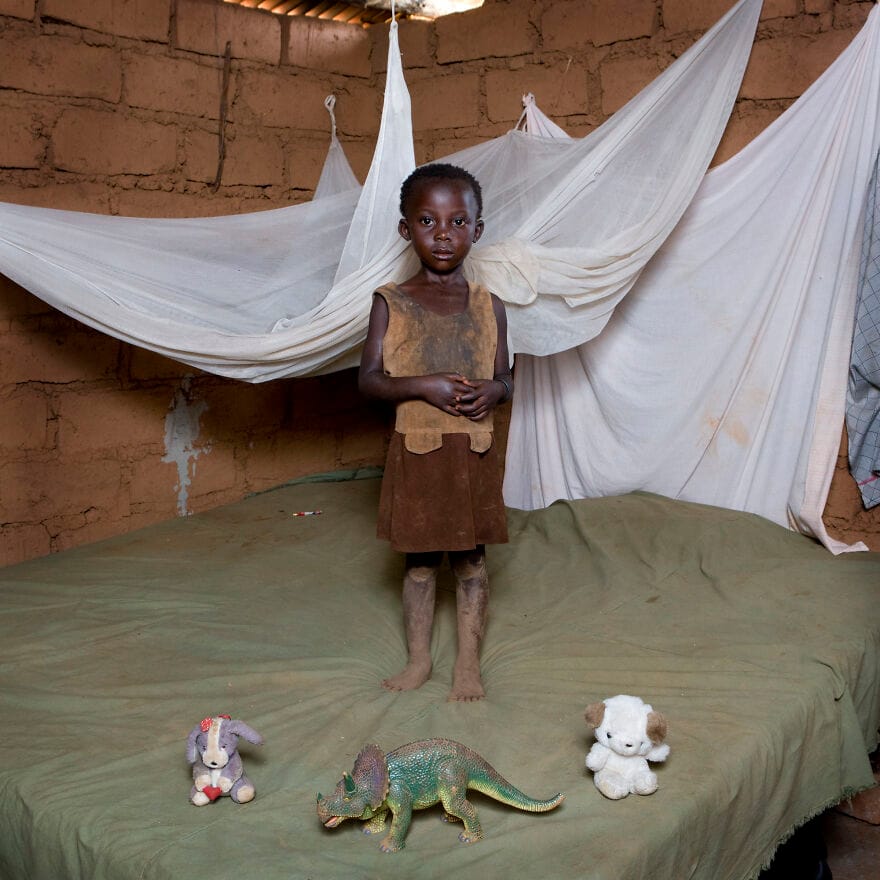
[
  {"x1": 287, "y1": 18, "x2": 371, "y2": 78},
  {"x1": 338, "y1": 411, "x2": 387, "y2": 467},
  {"x1": 128, "y1": 453, "x2": 177, "y2": 507},
  {"x1": 188, "y1": 443, "x2": 240, "y2": 496},
  {"x1": 0, "y1": 523, "x2": 50, "y2": 567},
  {"x1": 805, "y1": 0, "x2": 833, "y2": 13},
  {"x1": 834, "y1": 3, "x2": 873, "y2": 31},
  {"x1": 123, "y1": 506, "x2": 175, "y2": 534},
  {"x1": 235, "y1": 68, "x2": 331, "y2": 130},
  {"x1": 57, "y1": 388, "x2": 169, "y2": 454},
  {"x1": 222, "y1": 128, "x2": 284, "y2": 186},
  {"x1": 430, "y1": 127, "x2": 508, "y2": 162},
  {"x1": 760, "y1": 0, "x2": 799, "y2": 19},
  {"x1": 0, "y1": 31, "x2": 122, "y2": 101},
  {"x1": 0, "y1": 182, "x2": 112, "y2": 212},
  {"x1": 199, "y1": 383, "x2": 287, "y2": 439},
  {"x1": 113, "y1": 188, "x2": 231, "y2": 218},
  {"x1": 53, "y1": 108, "x2": 178, "y2": 175},
  {"x1": 741, "y1": 30, "x2": 855, "y2": 100},
  {"x1": 244, "y1": 430, "x2": 338, "y2": 493},
  {"x1": 1, "y1": 458, "x2": 126, "y2": 522},
  {"x1": 1, "y1": 322, "x2": 120, "y2": 383},
  {"x1": 295, "y1": 369, "x2": 358, "y2": 417},
  {"x1": 50, "y1": 509, "x2": 130, "y2": 552},
  {"x1": 543, "y1": 0, "x2": 655, "y2": 51},
  {"x1": 334, "y1": 81, "x2": 381, "y2": 138},
  {"x1": 43, "y1": 0, "x2": 171, "y2": 43},
  {"x1": 0, "y1": 277, "x2": 53, "y2": 322},
  {"x1": 130, "y1": 347, "x2": 204, "y2": 379},
  {"x1": 410, "y1": 71, "x2": 481, "y2": 132},
  {"x1": 0, "y1": 388, "x2": 49, "y2": 450},
  {"x1": 339, "y1": 138, "x2": 374, "y2": 183},
  {"x1": 175, "y1": 0, "x2": 280, "y2": 64},
  {"x1": 371, "y1": 19, "x2": 434, "y2": 73},
  {"x1": 286, "y1": 136, "x2": 332, "y2": 192},
  {"x1": 0, "y1": 105, "x2": 44, "y2": 168},
  {"x1": 0, "y1": 0, "x2": 35, "y2": 20},
  {"x1": 125, "y1": 53, "x2": 222, "y2": 118},
  {"x1": 711, "y1": 102, "x2": 784, "y2": 166},
  {"x1": 486, "y1": 63, "x2": 589, "y2": 124},
  {"x1": 436, "y1": 4, "x2": 533, "y2": 64},
  {"x1": 187, "y1": 484, "x2": 246, "y2": 514},
  {"x1": 184, "y1": 127, "x2": 219, "y2": 184},
  {"x1": 600, "y1": 54, "x2": 665, "y2": 115},
  {"x1": 662, "y1": 0, "x2": 736, "y2": 35}
]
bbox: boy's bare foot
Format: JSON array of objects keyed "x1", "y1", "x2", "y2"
[
  {"x1": 448, "y1": 662, "x2": 485, "y2": 702},
  {"x1": 382, "y1": 659, "x2": 432, "y2": 692}
]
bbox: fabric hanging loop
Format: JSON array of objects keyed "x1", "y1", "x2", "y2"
[{"x1": 313, "y1": 95, "x2": 361, "y2": 200}]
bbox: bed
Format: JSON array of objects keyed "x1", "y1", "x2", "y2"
[{"x1": 1, "y1": 472, "x2": 878, "y2": 880}]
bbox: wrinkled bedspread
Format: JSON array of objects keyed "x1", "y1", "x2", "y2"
[{"x1": 1, "y1": 475, "x2": 878, "y2": 880}]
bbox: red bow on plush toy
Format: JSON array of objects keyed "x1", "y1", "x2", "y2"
[{"x1": 200, "y1": 713, "x2": 231, "y2": 733}]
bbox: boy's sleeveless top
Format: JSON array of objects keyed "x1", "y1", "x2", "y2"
[{"x1": 376, "y1": 281, "x2": 497, "y2": 455}]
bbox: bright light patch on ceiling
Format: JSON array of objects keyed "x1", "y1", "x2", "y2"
[
  {"x1": 223, "y1": 0, "x2": 484, "y2": 24},
  {"x1": 409, "y1": 0, "x2": 484, "y2": 20}
]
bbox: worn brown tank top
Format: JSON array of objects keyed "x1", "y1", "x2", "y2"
[{"x1": 376, "y1": 281, "x2": 497, "y2": 454}]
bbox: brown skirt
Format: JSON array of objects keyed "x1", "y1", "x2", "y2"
[{"x1": 377, "y1": 432, "x2": 509, "y2": 554}]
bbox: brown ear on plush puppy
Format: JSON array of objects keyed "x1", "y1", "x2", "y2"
[
  {"x1": 584, "y1": 702, "x2": 605, "y2": 729},
  {"x1": 646, "y1": 711, "x2": 668, "y2": 744}
]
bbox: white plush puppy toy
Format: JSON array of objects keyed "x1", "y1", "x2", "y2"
[{"x1": 584, "y1": 694, "x2": 670, "y2": 800}]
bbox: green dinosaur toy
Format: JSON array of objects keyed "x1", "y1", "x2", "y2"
[{"x1": 316, "y1": 738, "x2": 564, "y2": 852}]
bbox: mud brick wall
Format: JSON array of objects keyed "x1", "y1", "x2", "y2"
[
  {"x1": 1, "y1": 0, "x2": 877, "y2": 564},
  {"x1": 0, "y1": 0, "x2": 386, "y2": 564}
]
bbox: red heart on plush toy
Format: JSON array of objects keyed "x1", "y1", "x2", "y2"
[{"x1": 202, "y1": 786, "x2": 222, "y2": 802}]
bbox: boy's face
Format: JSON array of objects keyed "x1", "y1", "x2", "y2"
[{"x1": 399, "y1": 179, "x2": 483, "y2": 274}]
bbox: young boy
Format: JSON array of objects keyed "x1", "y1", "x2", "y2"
[{"x1": 359, "y1": 163, "x2": 513, "y2": 702}]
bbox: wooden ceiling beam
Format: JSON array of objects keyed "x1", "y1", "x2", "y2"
[{"x1": 224, "y1": 0, "x2": 408, "y2": 26}]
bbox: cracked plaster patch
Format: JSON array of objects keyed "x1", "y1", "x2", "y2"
[{"x1": 161, "y1": 377, "x2": 210, "y2": 516}]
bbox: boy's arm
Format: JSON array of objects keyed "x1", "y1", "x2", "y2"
[
  {"x1": 358, "y1": 293, "x2": 471, "y2": 416},
  {"x1": 456, "y1": 294, "x2": 513, "y2": 421},
  {"x1": 492, "y1": 294, "x2": 513, "y2": 399}
]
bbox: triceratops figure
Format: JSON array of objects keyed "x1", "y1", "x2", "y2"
[{"x1": 316, "y1": 738, "x2": 564, "y2": 852}]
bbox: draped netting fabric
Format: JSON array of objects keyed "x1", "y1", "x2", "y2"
[
  {"x1": 504, "y1": 3, "x2": 880, "y2": 553},
  {"x1": 0, "y1": 0, "x2": 878, "y2": 551},
  {"x1": 0, "y1": 0, "x2": 762, "y2": 380}
]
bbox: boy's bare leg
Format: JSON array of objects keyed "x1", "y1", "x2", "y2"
[
  {"x1": 383, "y1": 552, "x2": 441, "y2": 692},
  {"x1": 448, "y1": 547, "x2": 489, "y2": 702}
]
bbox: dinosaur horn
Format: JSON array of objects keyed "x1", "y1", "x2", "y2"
[{"x1": 343, "y1": 772, "x2": 356, "y2": 795}]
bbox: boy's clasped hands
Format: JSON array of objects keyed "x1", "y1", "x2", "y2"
[{"x1": 422, "y1": 372, "x2": 504, "y2": 420}]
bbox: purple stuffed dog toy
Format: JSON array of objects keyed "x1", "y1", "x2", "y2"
[{"x1": 186, "y1": 715, "x2": 264, "y2": 805}]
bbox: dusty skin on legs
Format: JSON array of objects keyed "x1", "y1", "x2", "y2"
[
  {"x1": 448, "y1": 549, "x2": 489, "y2": 702},
  {"x1": 382, "y1": 555, "x2": 440, "y2": 693},
  {"x1": 382, "y1": 548, "x2": 489, "y2": 702}
]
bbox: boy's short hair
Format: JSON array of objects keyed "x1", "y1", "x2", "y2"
[{"x1": 399, "y1": 163, "x2": 483, "y2": 218}]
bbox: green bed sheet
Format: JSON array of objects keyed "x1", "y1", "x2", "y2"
[{"x1": 1, "y1": 476, "x2": 879, "y2": 880}]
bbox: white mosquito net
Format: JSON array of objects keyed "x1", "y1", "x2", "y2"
[
  {"x1": 0, "y1": 0, "x2": 878, "y2": 552},
  {"x1": 0, "y1": 0, "x2": 761, "y2": 379},
  {"x1": 504, "y1": 4, "x2": 880, "y2": 554}
]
